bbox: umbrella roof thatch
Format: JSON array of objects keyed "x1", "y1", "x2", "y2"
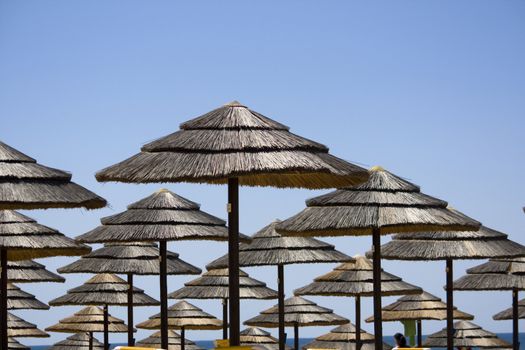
[
  {"x1": 76, "y1": 189, "x2": 248, "y2": 244},
  {"x1": 7, "y1": 337, "x2": 30, "y2": 350},
  {"x1": 277, "y1": 166, "x2": 480, "y2": 236},
  {"x1": 294, "y1": 255, "x2": 422, "y2": 297},
  {"x1": 0, "y1": 210, "x2": 91, "y2": 260},
  {"x1": 302, "y1": 323, "x2": 392, "y2": 350},
  {"x1": 7, "y1": 312, "x2": 49, "y2": 338},
  {"x1": 136, "y1": 300, "x2": 223, "y2": 330},
  {"x1": 137, "y1": 330, "x2": 203, "y2": 350},
  {"x1": 244, "y1": 296, "x2": 348, "y2": 327},
  {"x1": 6, "y1": 259, "x2": 65, "y2": 283},
  {"x1": 169, "y1": 267, "x2": 278, "y2": 300},
  {"x1": 94, "y1": 101, "x2": 368, "y2": 189},
  {"x1": 6, "y1": 283, "x2": 49, "y2": 310},
  {"x1": 422, "y1": 321, "x2": 512, "y2": 348},
  {"x1": 364, "y1": 291, "x2": 473, "y2": 322},
  {"x1": 240, "y1": 327, "x2": 291, "y2": 350},
  {"x1": 48, "y1": 332, "x2": 104, "y2": 350},
  {"x1": 207, "y1": 220, "x2": 352, "y2": 269},
  {"x1": 453, "y1": 258, "x2": 525, "y2": 291},
  {"x1": 0, "y1": 141, "x2": 106, "y2": 210},
  {"x1": 58, "y1": 242, "x2": 201, "y2": 275},
  {"x1": 493, "y1": 298, "x2": 525, "y2": 320},
  {"x1": 45, "y1": 306, "x2": 130, "y2": 333},
  {"x1": 49, "y1": 273, "x2": 159, "y2": 306},
  {"x1": 375, "y1": 225, "x2": 525, "y2": 260}
]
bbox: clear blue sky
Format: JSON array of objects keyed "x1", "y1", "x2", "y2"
[{"x1": 1, "y1": 0, "x2": 524, "y2": 346}]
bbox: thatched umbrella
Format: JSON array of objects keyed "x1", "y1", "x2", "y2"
[
  {"x1": 137, "y1": 300, "x2": 222, "y2": 350},
  {"x1": 240, "y1": 327, "x2": 291, "y2": 350},
  {"x1": 302, "y1": 323, "x2": 392, "y2": 350},
  {"x1": 58, "y1": 241, "x2": 201, "y2": 346},
  {"x1": 245, "y1": 296, "x2": 348, "y2": 350},
  {"x1": 453, "y1": 258, "x2": 525, "y2": 350},
  {"x1": 6, "y1": 259, "x2": 65, "y2": 283},
  {"x1": 207, "y1": 220, "x2": 352, "y2": 349},
  {"x1": 137, "y1": 330, "x2": 203, "y2": 350},
  {"x1": 76, "y1": 189, "x2": 245, "y2": 348},
  {"x1": 423, "y1": 321, "x2": 512, "y2": 348},
  {"x1": 493, "y1": 298, "x2": 525, "y2": 320},
  {"x1": 6, "y1": 283, "x2": 49, "y2": 310},
  {"x1": 7, "y1": 336, "x2": 29, "y2": 350},
  {"x1": 93, "y1": 101, "x2": 368, "y2": 348},
  {"x1": 46, "y1": 306, "x2": 128, "y2": 350},
  {"x1": 7, "y1": 312, "x2": 48, "y2": 338},
  {"x1": 277, "y1": 166, "x2": 481, "y2": 349},
  {"x1": 49, "y1": 273, "x2": 158, "y2": 350},
  {"x1": 49, "y1": 332, "x2": 105, "y2": 350},
  {"x1": 169, "y1": 267, "x2": 278, "y2": 339},
  {"x1": 365, "y1": 291, "x2": 473, "y2": 346},
  {"x1": 294, "y1": 255, "x2": 421, "y2": 349},
  {"x1": 373, "y1": 224, "x2": 524, "y2": 349}
]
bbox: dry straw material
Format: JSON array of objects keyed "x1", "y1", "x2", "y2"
[
  {"x1": 7, "y1": 312, "x2": 48, "y2": 338},
  {"x1": 493, "y1": 299, "x2": 525, "y2": 320},
  {"x1": 453, "y1": 258, "x2": 525, "y2": 291},
  {"x1": 6, "y1": 283, "x2": 49, "y2": 310},
  {"x1": 302, "y1": 323, "x2": 392, "y2": 350},
  {"x1": 45, "y1": 306, "x2": 129, "y2": 333},
  {"x1": 48, "y1": 332, "x2": 104, "y2": 350},
  {"x1": 240, "y1": 327, "x2": 291, "y2": 350},
  {"x1": 6, "y1": 259, "x2": 65, "y2": 283},
  {"x1": 7, "y1": 337, "x2": 30, "y2": 350},
  {"x1": 423, "y1": 321, "x2": 512, "y2": 348},
  {"x1": 137, "y1": 330, "x2": 203, "y2": 350}
]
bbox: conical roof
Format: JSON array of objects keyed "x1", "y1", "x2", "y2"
[
  {"x1": 58, "y1": 242, "x2": 202, "y2": 275},
  {"x1": 364, "y1": 291, "x2": 473, "y2": 322},
  {"x1": 493, "y1": 299, "x2": 525, "y2": 320},
  {"x1": 207, "y1": 220, "x2": 352, "y2": 269},
  {"x1": 423, "y1": 321, "x2": 512, "y2": 348},
  {"x1": 48, "y1": 332, "x2": 104, "y2": 350},
  {"x1": 302, "y1": 323, "x2": 392, "y2": 350},
  {"x1": 7, "y1": 337, "x2": 30, "y2": 350},
  {"x1": 6, "y1": 259, "x2": 65, "y2": 283},
  {"x1": 6, "y1": 283, "x2": 49, "y2": 310},
  {"x1": 0, "y1": 210, "x2": 91, "y2": 260},
  {"x1": 7, "y1": 312, "x2": 49, "y2": 338},
  {"x1": 375, "y1": 225, "x2": 525, "y2": 260},
  {"x1": 94, "y1": 101, "x2": 368, "y2": 189},
  {"x1": 240, "y1": 327, "x2": 291, "y2": 350},
  {"x1": 277, "y1": 166, "x2": 480, "y2": 237},
  {"x1": 136, "y1": 300, "x2": 223, "y2": 330},
  {"x1": 0, "y1": 141, "x2": 106, "y2": 210},
  {"x1": 49, "y1": 273, "x2": 159, "y2": 306},
  {"x1": 244, "y1": 296, "x2": 348, "y2": 327},
  {"x1": 137, "y1": 330, "x2": 203, "y2": 350},
  {"x1": 169, "y1": 267, "x2": 278, "y2": 300},
  {"x1": 453, "y1": 258, "x2": 525, "y2": 291},
  {"x1": 45, "y1": 306, "x2": 129, "y2": 333},
  {"x1": 77, "y1": 189, "x2": 248, "y2": 243},
  {"x1": 294, "y1": 255, "x2": 422, "y2": 297}
]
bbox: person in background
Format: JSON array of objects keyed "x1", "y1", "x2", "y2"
[{"x1": 393, "y1": 333, "x2": 409, "y2": 349}]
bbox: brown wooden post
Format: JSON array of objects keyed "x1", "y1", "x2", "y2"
[
  {"x1": 446, "y1": 259, "x2": 454, "y2": 350},
  {"x1": 278, "y1": 264, "x2": 286, "y2": 350},
  {"x1": 89, "y1": 331, "x2": 93, "y2": 350},
  {"x1": 372, "y1": 228, "x2": 383, "y2": 350},
  {"x1": 103, "y1": 304, "x2": 109, "y2": 350},
  {"x1": 355, "y1": 295, "x2": 361, "y2": 350},
  {"x1": 294, "y1": 322, "x2": 299, "y2": 350},
  {"x1": 1, "y1": 249, "x2": 8, "y2": 350},
  {"x1": 513, "y1": 289, "x2": 519, "y2": 350},
  {"x1": 160, "y1": 241, "x2": 169, "y2": 349},
  {"x1": 181, "y1": 326, "x2": 186, "y2": 350},
  {"x1": 228, "y1": 177, "x2": 240, "y2": 346},
  {"x1": 127, "y1": 273, "x2": 134, "y2": 346},
  {"x1": 222, "y1": 298, "x2": 228, "y2": 340},
  {"x1": 417, "y1": 319, "x2": 422, "y2": 347}
]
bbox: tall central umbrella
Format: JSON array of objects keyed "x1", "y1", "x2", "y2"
[
  {"x1": 423, "y1": 321, "x2": 512, "y2": 349},
  {"x1": 303, "y1": 323, "x2": 392, "y2": 350},
  {"x1": 93, "y1": 101, "x2": 368, "y2": 347},
  {"x1": 294, "y1": 255, "x2": 422, "y2": 350},
  {"x1": 207, "y1": 220, "x2": 352, "y2": 350},
  {"x1": 169, "y1": 267, "x2": 278, "y2": 339},
  {"x1": 277, "y1": 166, "x2": 481, "y2": 349},
  {"x1": 375, "y1": 224, "x2": 525, "y2": 350},
  {"x1": 58, "y1": 241, "x2": 201, "y2": 346}
]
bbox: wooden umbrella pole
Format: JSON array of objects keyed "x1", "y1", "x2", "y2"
[
  {"x1": 0, "y1": 249, "x2": 7, "y2": 350},
  {"x1": 513, "y1": 289, "x2": 519, "y2": 350},
  {"x1": 181, "y1": 326, "x2": 186, "y2": 350},
  {"x1": 222, "y1": 298, "x2": 228, "y2": 340},
  {"x1": 127, "y1": 273, "x2": 134, "y2": 346},
  {"x1": 103, "y1": 304, "x2": 109, "y2": 350},
  {"x1": 228, "y1": 177, "x2": 240, "y2": 346},
  {"x1": 417, "y1": 320, "x2": 422, "y2": 347},
  {"x1": 446, "y1": 259, "x2": 454, "y2": 350},
  {"x1": 160, "y1": 241, "x2": 169, "y2": 349},
  {"x1": 294, "y1": 322, "x2": 299, "y2": 350},
  {"x1": 355, "y1": 295, "x2": 361, "y2": 350},
  {"x1": 372, "y1": 228, "x2": 383, "y2": 350},
  {"x1": 278, "y1": 264, "x2": 286, "y2": 350},
  {"x1": 89, "y1": 331, "x2": 93, "y2": 350}
]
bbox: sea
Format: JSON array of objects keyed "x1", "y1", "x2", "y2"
[{"x1": 29, "y1": 333, "x2": 523, "y2": 349}]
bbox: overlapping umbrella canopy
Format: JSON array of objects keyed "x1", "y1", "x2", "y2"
[
  {"x1": 7, "y1": 337, "x2": 29, "y2": 350},
  {"x1": 6, "y1": 260, "x2": 65, "y2": 283},
  {"x1": 423, "y1": 321, "x2": 512, "y2": 349},
  {"x1": 240, "y1": 327, "x2": 291, "y2": 350},
  {"x1": 493, "y1": 298, "x2": 525, "y2": 320},
  {"x1": 45, "y1": 306, "x2": 129, "y2": 333},
  {"x1": 137, "y1": 330, "x2": 203, "y2": 350},
  {"x1": 6, "y1": 283, "x2": 49, "y2": 310},
  {"x1": 7, "y1": 312, "x2": 48, "y2": 338},
  {"x1": 302, "y1": 323, "x2": 392, "y2": 350},
  {"x1": 48, "y1": 333, "x2": 104, "y2": 350}
]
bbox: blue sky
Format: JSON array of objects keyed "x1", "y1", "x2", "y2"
[{"x1": 1, "y1": 0, "x2": 524, "y2": 346}]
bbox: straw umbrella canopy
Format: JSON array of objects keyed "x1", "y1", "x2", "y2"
[
  {"x1": 294, "y1": 255, "x2": 421, "y2": 350},
  {"x1": 169, "y1": 267, "x2": 278, "y2": 339},
  {"x1": 240, "y1": 327, "x2": 291, "y2": 350},
  {"x1": 453, "y1": 258, "x2": 525, "y2": 350},
  {"x1": 245, "y1": 296, "x2": 348, "y2": 350},
  {"x1": 493, "y1": 298, "x2": 525, "y2": 320},
  {"x1": 58, "y1": 241, "x2": 202, "y2": 346},
  {"x1": 207, "y1": 220, "x2": 352, "y2": 350},
  {"x1": 49, "y1": 332, "x2": 105, "y2": 350},
  {"x1": 137, "y1": 330, "x2": 203, "y2": 350},
  {"x1": 302, "y1": 323, "x2": 392, "y2": 350},
  {"x1": 6, "y1": 259, "x2": 65, "y2": 283},
  {"x1": 7, "y1": 312, "x2": 48, "y2": 338},
  {"x1": 137, "y1": 300, "x2": 222, "y2": 350},
  {"x1": 423, "y1": 321, "x2": 512, "y2": 348},
  {"x1": 49, "y1": 273, "x2": 158, "y2": 350},
  {"x1": 7, "y1": 337, "x2": 29, "y2": 350},
  {"x1": 6, "y1": 283, "x2": 49, "y2": 310},
  {"x1": 93, "y1": 100, "x2": 368, "y2": 348},
  {"x1": 277, "y1": 166, "x2": 481, "y2": 350}
]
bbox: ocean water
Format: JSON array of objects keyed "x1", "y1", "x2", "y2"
[{"x1": 28, "y1": 333, "x2": 522, "y2": 349}]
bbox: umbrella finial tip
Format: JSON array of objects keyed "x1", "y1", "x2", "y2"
[
  {"x1": 156, "y1": 188, "x2": 170, "y2": 193},
  {"x1": 224, "y1": 100, "x2": 244, "y2": 107},
  {"x1": 370, "y1": 165, "x2": 385, "y2": 172}
]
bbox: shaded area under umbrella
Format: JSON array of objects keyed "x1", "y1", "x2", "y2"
[
  {"x1": 137, "y1": 330, "x2": 203, "y2": 350},
  {"x1": 240, "y1": 327, "x2": 291, "y2": 350},
  {"x1": 302, "y1": 322, "x2": 392, "y2": 350},
  {"x1": 423, "y1": 321, "x2": 511, "y2": 349},
  {"x1": 48, "y1": 332, "x2": 104, "y2": 350}
]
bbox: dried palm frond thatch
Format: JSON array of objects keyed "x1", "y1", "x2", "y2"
[
  {"x1": 137, "y1": 330, "x2": 203, "y2": 350},
  {"x1": 7, "y1": 312, "x2": 48, "y2": 338},
  {"x1": 6, "y1": 259, "x2": 65, "y2": 283},
  {"x1": 6, "y1": 283, "x2": 49, "y2": 310},
  {"x1": 45, "y1": 306, "x2": 129, "y2": 333},
  {"x1": 423, "y1": 321, "x2": 512, "y2": 348},
  {"x1": 302, "y1": 323, "x2": 392, "y2": 350},
  {"x1": 48, "y1": 332, "x2": 104, "y2": 350},
  {"x1": 7, "y1": 337, "x2": 29, "y2": 350},
  {"x1": 493, "y1": 299, "x2": 525, "y2": 320},
  {"x1": 240, "y1": 327, "x2": 291, "y2": 350}
]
